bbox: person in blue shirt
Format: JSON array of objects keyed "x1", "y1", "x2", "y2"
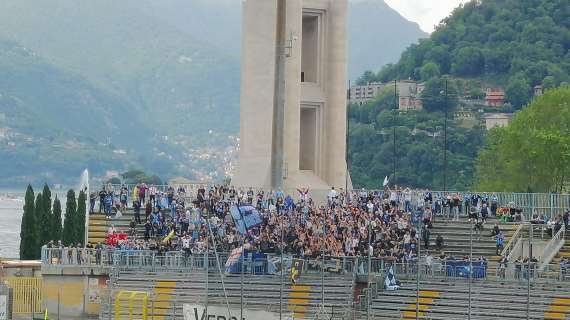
[
  {"x1": 496, "y1": 232, "x2": 505, "y2": 255},
  {"x1": 104, "y1": 194, "x2": 113, "y2": 219}
]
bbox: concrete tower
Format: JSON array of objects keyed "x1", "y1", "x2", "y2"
[{"x1": 233, "y1": 0, "x2": 349, "y2": 192}]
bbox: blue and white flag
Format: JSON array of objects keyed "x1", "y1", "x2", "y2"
[
  {"x1": 384, "y1": 266, "x2": 400, "y2": 291},
  {"x1": 230, "y1": 205, "x2": 262, "y2": 234}
]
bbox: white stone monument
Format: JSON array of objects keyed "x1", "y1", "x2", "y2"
[{"x1": 233, "y1": 0, "x2": 350, "y2": 191}]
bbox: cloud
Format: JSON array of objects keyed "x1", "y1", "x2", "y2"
[
  {"x1": 383, "y1": 0, "x2": 469, "y2": 33},
  {"x1": 207, "y1": 0, "x2": 467, "y2": 33}
]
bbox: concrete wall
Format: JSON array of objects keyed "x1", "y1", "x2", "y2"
[
  {"x1": 232, "y1": 0, "x2": 278, "y2": 188},
  {"x1": 41, "y1": 266, "x2": 109, "y2": 319},
  {"x1": 510, "y1": 239, "x2": 548, "y2": 261}
]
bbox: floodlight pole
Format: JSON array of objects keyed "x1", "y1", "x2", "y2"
[
  {"x1": 443, "y1": 79, "x2": 448, "y2": 192},
  {"x1": 468, "y1": 220, "x2": 473, "y2": 319},
  {"x1": 416, "y1": 227, "x2": 421, "y2": 320},
  {"x1": 367, "y1": 221, "x2": 372, "y2": 320},
  {"x1": 393, "y1": 80, "x2": 397, "y2": 186},
  {"x1": 527, "y1": 225, "x2": 532, "y2": 320},
  {"x1": 240, "y1": 236, "x2": 244, "y2": 320},
  {"x1": 279, "y1": 211, "x2": 284, "y2": 320}
]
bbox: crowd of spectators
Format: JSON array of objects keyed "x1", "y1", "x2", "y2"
[
  {"x1": 84, "y1": 186, "x2": 527, "y2": 263},
  {"x1": 94, "y1": 185, "x2": 427, "y2": 264},
  {"x1": 40, "y1": 184, "x2": 570, "y2": 282}
]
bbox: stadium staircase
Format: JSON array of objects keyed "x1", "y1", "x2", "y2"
[
  {"x1": 547, "y1": 232, "x2": 570, "y2": 272},
  {"x1": 102, "y1": 268, "x2": 355, "y2": 319},
  {"x1": 87, "y1": 208, "x2": 146, "y2": 244},
  {"x1": 426, "y1": 216, "x2": 518, "y2": 268},
  {"x1": 370, "y1": 278, "x2": 570, "y2": 319}
]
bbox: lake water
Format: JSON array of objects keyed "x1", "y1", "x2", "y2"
[
  {"x1": 0, "y1": 189, "x2": 68, "y2": 259},
  {"x1": 0, "y1": 191, "x2": 24, "y2": 258}
]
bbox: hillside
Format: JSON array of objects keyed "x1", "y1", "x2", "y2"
[
  {"x1": 361, "y1": 0, "x2": 570, "y2": 108},
  {"x1": 0, "y1": 0, "x2": 241, "y2": 185},
  {"x1": 348, "y1": 0, "x2": 427, "y2": 80},
  {"x1": 0, "y1": 0, "x2": 426, "y2": 185},
  {"x1": 0, "y1": 40, "x2": 143, "y2": 185},
  {"x1": 348, "y1": 0, "x2": 570, "y2": 189},
  {"x1": 0, "y1": 0, "x2": 241, "y2": 137},
  {"x1": 348, "y1": 86, "x2": 485, "y2": 190},
  {"x1": 129, "y1": 0, "x2": 427, "y2": 80}
]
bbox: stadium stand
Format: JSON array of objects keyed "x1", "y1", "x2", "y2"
[
  {"x1": 371, "y1": 278, "x2": 570, "y2": 319},
  {"x1": 426, "y1": 216, "x2": 518, "y2": 268},
  {"x1": 103, "y1": 267, "x2": 355, "y2": 319}
]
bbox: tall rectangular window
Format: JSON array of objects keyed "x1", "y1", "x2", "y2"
[
  {"x1": 299, "y1": 107, "x2": 317, "y2": 170},
  {"x1": 301, "y1": 15, "x2": 319, "y2": 83}
]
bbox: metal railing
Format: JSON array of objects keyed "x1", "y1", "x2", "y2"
[
  {"x1": 539, "y1": 227, "x2": 566, "y2": 271},
  {"x1": 99, "y1": 184, "x2": 570, "y2": 220},
  {"x1": 40, "y1": 246, "x2": 570, "y2": 284},
  {"x1": 383, "y1": 261, "x2": 570, "y2": 283},
  {"x1": 502, "y1": 223, "x2": 523, "y2": 260},
  {"x1": 42, "y1": 247, "x2": 116, "y2": 267}
]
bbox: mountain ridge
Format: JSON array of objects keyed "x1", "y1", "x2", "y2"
[{"x1": 0, "y1": 0, "x2": 427, "y2": 184}]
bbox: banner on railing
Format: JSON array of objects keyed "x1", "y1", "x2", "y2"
[
  {"x1": 445, "y1": 260, "x2": 487, "y2": 278},
  {"x1": 183, "y1": 304, "x2": 281, "y2": 320},
  {"x1": 224, "y1": 247, "x2": 243, "y2": 273}
]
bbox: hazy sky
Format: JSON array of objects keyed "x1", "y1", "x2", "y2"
[{"x1": 383, "y1": 0, "x2": 469, "y2": 33}]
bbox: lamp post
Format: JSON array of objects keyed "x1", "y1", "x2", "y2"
[
  {"x1": 442, "y1": 79, "x2": 448, "y2": 192},
  {"x1": 468, "y1": 219, "x2": 473, "y2": 319},
  {"x1": 527, "y1": 225, "x2": 532, "y2": 320},
  {"x1": 416, "y1": 226, "x2": 421, "y2": 320},
  {"x1": 393, "y1": 80, "x2": 398, "y2": 186}
]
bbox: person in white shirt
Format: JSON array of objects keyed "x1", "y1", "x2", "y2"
[
  {"x1": 327, "y1": 187, "x2": 338, "y2": 207},
  {"x1": 367, "y1": 200, "x2": 374, "y2": 213},
  {"x1": 182, "y1": 234, "x2": 192, "y2": 258}
]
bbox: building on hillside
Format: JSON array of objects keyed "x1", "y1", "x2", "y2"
[
  {"x1": 484, "y1": 113, "x2": 513, "y2": 130},
  {"x1": 349, "y1": 82, "x2": 386, "y2": 105},
  {"x1": 399, "y1": 96, "x2": 423, "y2": 111},
  {"x1": 534, "y1": 85, "x2": 544, "y2": 97},
  {"x1": 485, "y1": 88, "x2": 505, "y2": 107},
  {"x1": 398, "y1": 80, "x2": 423, "y2": 111},
  {"x1": 349, "y1": 80, "x2": 424, "y2": 110}
]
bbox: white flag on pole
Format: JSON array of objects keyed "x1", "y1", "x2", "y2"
[
  {"x1": 384, "y1": 266, "x2": 400, "y2": 291},
  {"x1": 383, "y1": 176, "x2": 389, "y2": 187}
]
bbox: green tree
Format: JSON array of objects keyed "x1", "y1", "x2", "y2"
[
  {"x1": 39, "y1": 184, "x2": 52, "y2": 246},
  {"x1": 19, "y1": 185, "x2": 37, "y2": 259},
  {"x1": 420, "y1": 77, "x2": 459, "y2": 112},
  {"x1": 354, "y1": 0, "x2": 570, "y2": 93},
  {"x1": 451, "y1": 47, "x2": 485, "y2": 77},
  {"x1": 420, "y1": 62, "x2": 441, "y2": 81},
  {"x1": 475, "y1": 87, "x2": 570, "y2": 192},
  {"x1": 76, "y1": 190, "x2": 87, "y2": 246},
  {"x1": 62, "y1": 189, "x2": 77, "y2": 246},
  {"x1": 356, "y1": 70, "x2": 377, "y2": 85},
  {"x1": 348, "y1": 109, "x2": 484, "y2": 189},
  {"x1": 32, "y1": 192, "x2": 44, "y2": 258},
  {"x1": 542, "y1": 76, "x2": 556, "y2": 90},
  {"x1": 52, "y1": 196, "x2": 63, "y2": 242},
  {"x1": 121, "y1": 170, "x2": 163, "y2": 185},
  {"x1": 506, "y1": 73, "x2": 531, "y2": 109}
]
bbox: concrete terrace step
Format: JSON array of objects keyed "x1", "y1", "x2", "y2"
[
  {"x1": 371, "y1": 279, "x2": 570, "y2": 320},
  {"x1": 107, "y1": 271, "x2": 355, "y2": 320}
]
